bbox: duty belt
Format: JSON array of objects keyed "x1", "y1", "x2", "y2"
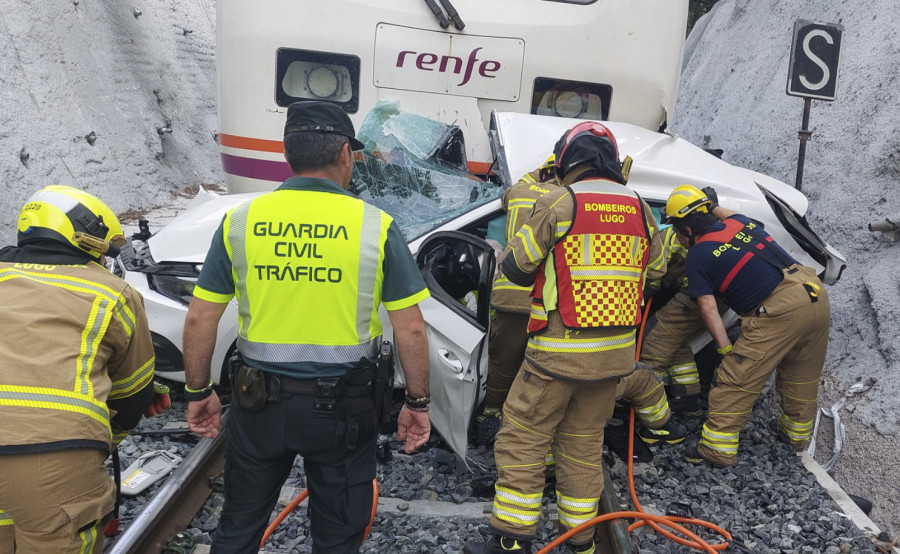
[{"x1": 262, "y1": 371, "x2": 373, "y2": 398}]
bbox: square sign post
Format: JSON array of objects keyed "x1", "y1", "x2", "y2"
[{"x1": 786, "y1": 20, "x2": 844, "y2": 191}]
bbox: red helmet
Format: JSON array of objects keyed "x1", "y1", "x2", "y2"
[{"x1": 553, "y1": 122, "x2": 620, "y2": 179}]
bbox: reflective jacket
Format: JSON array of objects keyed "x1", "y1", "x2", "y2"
[
  {"x1": 491, "y1": 171, "x2": 561, "y2": 314},
  {"x1": 527, "y1": 180, "x2": 650, "y2": 334},
  {"x1": 222, "y1": 187, "x2": 396, "y2": 366},
  {"x1": 0, "y1": 261, "x2": 155, "y2": 453}
]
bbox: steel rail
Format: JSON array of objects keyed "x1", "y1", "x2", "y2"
[{"x1": 105, "y1": 429, "x2": 226, "y2": 554}]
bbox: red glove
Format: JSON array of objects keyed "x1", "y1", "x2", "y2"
[{"x1": 144, "y1": 381, "x2": 172, "y2": 417}]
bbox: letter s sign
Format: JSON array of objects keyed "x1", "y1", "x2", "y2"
[{"x1": 787, "y1": 20, "x2": 844, "y2": 101}]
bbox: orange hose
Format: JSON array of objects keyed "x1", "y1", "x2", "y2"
[{"x1": 260, "y1": 478, "x2": 379, "y2": 548}]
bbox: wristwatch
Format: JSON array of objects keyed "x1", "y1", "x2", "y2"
[{"x1": 184, "y1": 380, "x2": 215, "y2": 401}]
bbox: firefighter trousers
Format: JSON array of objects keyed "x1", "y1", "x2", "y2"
[
  {"x1": 485, "y1": 311, "x2": 530, "y2": 410},
  {"x1": 699, "y1": 268, "x2": 830, "y2": 466},
  {"x1": 639, "y1": 291, "x2": 704, "y2": 398},
  {"x1": 0, "y1": 449, "x2": 113, "y2": 554},
  {"x1": 615, "y1": 367, "x2": 671, "y2": 428},
  {"x1": 490, "y1": 359, "x2": 617, "y2": 545}
]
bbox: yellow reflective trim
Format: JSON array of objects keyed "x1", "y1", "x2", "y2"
[
  {"x1": 527, "y1": 330, "x2": 636, "y2": 353},
  {"x1": 77, "y1": 295, "x2": 113, "y2": 398},
  {"x1": 672, "y1": 374, "x2": 700, "y2": 384},
  {"x1": 636, "y1": 396, "x2": 668, "y2": 424},
  {"x1": 0, "y1": 386, "x2": 109, "y2": 426},
  {"x1": 114, "y1": 295, "x2": 137, "y2": 337},
  {"x1": 109, "y1": 356, "x2": 155, "y2": 399},
  {"x1": 701, "y1": 426, "x2": 739, "y2": 441},
  {"x1": 0, "y1": 510, "x2": 12, "y2": 525},
  {"x1": 555, "y1": 220, "x2": 572, "y2": 239},
  {"x1": 494, "y1": 484, "x2": 543, "y2": 508},
  {"x1": 507, "y1": 198, "x2": 537, "y2": 210},
  {"x1": 78, "y1": 519, "x2": 99, "y2": 554},
  {"x1": 518, "y1": 173, "x2": 537, "y2": 183},
  {"x1": 558, "y1": 510, "x2": 598, "y2": 527},
  {"x1": 493, "y1": 505, "x2": 540, "y2": 526},
  {"x1": 515, "y1": 224, "x2": 543, "y2": 263},
  {"x1": 557, "y1": 493, "x2": 600, "y2": 509}
]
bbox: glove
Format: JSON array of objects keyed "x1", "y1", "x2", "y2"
[
  {"x1": 144, "y1": 380, "x2": 171, "y2": 417},
  {"x1": 701, "y1": 186, "x2": 719, "y2": 211}
]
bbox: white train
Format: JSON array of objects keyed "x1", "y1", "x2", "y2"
[{"x1": 215, "y1": 0, "x2": 689, "y2": 192}]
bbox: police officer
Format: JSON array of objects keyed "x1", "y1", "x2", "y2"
[
  {"x1": 183, "y1": 101, "x2": 432, "y2": 553},
  {"x1": 663, "y1": 185, "x2": 830, "y2": 467},
  {"x1": 465, "y1": 122, "x2": 666, "y2": 554},
  {"x1": 0, "y1": 186, "x2": 156, "y2": 553},
  {"x1": 474, "y1": 155, "x2": 560, "y2": 445}
]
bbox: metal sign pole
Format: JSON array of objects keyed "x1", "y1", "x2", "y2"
[{"x1": 795, "y1": 97, "x2": 812, "y2": 192}]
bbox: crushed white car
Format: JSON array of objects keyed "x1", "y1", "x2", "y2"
[{"x1": 117, "y1": 109, "x2": 846, "y2": 461}]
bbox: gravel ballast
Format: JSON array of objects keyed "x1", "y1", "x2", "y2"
[{"x1": 108, "y1": 383, "x2": 884, "y2": 553}]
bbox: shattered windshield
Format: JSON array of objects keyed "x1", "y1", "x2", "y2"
[{"x1": 350, "y1": 100, "x2": 502, "y2": 241}]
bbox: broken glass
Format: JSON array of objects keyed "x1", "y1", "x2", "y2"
[{"x1": 352, "y1": 100, "x2": 502, "y2": 240}]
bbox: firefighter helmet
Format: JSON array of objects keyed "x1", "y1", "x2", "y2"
[
  {"x1": 664, "y1": 185, "x2": 712, "y2": 223},
  {"x1": 17, "y1": 185, "x2": 126, "y2": 259},
  {"x1": 553, "y1": 122, "x2": 620, "y2": 180}
]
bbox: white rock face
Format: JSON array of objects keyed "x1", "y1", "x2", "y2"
[
  {"x1": 0, "y1": 0, "x2": 221, "y2": 241},
  {"x1": 676, "y1": 0, "x2": 900, "y2": 534}
]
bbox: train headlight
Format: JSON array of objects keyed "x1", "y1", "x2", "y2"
[
  {"x1": 531, "y1": 78, "x2": 612, "y2": 121},
  {"x1": 276, "y1": 49, "x2": 360, "y2": 112}
]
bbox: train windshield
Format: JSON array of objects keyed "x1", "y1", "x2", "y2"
[{"x1": 351, "y1": 101, "x2": 502, "y2": 240}]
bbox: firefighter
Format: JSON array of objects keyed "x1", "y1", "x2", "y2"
[
  {"x1": 183, "y1": 100, "x2": 431, "y2": 553},
  {"x1": 0, "y1": 186, "x2": 157, "y2": 553},
  {"x1": 664, "y1": 185, "x2": 830, "y2": 467},
  {"x1": 464, "y1": 122, "x2": 666, "y2": 554},
  {"x1": 474, "y1": 154, "x2": 560, "y2": 445},
  {"x1": 637, "y1": 225, "x2": 729, "y2": 418}
]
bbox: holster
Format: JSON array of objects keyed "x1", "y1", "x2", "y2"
[
  {"x1": 230, "y1": 352, "x2": 270, "y2": 411},
  {"x1": 373, "y1": 341, "x2": 395, "y2": 427}
]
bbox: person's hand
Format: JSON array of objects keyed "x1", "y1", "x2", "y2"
[
  {"x1": 144, "y1": 381, "x2": 172, "y2": 417},
  {"x1": 186, "y1": 392, "x2": 223, "y2": 439},
  {"x1": 701, "y1": 186, "x2": 719, "y2": 210},
  {"x1": 396, "y1": 406, "x2": 431, "y2": 453}
]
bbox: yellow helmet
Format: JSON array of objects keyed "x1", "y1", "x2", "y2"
[
  {"x1": 664, "y1": 184, "x2": 712, "y2": 223},
  {"x1": 17, "y1": 185, "x2": 126, "y2": 259}
]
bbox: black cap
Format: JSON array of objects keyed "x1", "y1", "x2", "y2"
[{"x1": 283, "y1": 101, "x2": 365, "y2": 151}]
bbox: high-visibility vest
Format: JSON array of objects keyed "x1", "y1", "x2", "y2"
[
  {"x1": 223, "y1": 188, "x2": 394, "y2": 365},
  {"x1": 527, "y1": 180, "x2": 650, "y2": 334}
]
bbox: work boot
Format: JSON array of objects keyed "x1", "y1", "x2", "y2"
[
  {"x1": 638, "y1": 419, "x2": 687, "y2": 445},
  {"x1": 668, "y1": 395, "x2": 703, "y2": 418},
  {"x1": 474, "y1": 408, "x2": 503, "y2": 446},
  {"x1": 567, "y1": 539, "x2": 596, "y2": 553},
  {"x1": 463, "y1": 534, "x2": 533, "y2": 554},
  {"x1": 683, "y1": 436, "x2": 735, "y2": 468}
]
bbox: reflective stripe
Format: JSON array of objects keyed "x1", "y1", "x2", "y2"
[
  {"x1": 0, "y1": 510, "x2": 12, "y2": 525},
  {"x1": 492, "y1": 275, "x2": 532, "y2": 293},
  {"x1": 494, "y1": 485, "x2": 542, "y2": 508},
  {"x1": 636, "y1": 395, "x2": 668, "y2": 424},
  {"x1": 516, "y1": 224, "x2": 543, "y2": 263},
  {"x1": 109, "y1": 357, "x2": 155, "y2": 399},
  {"x1": 569, "y1": 267, "x2": 643, "y2": 280},
  {"x1": 700, "y1": 424, "x2": 739, "y2": 455},
  {"x1": 77, "y1": 296, "x2": 111, "y2": 396},
  {"x1": 779, "y1": 413, "x2": 813, "y2": 441},
  {"x1": 238, "y1": 338, "x2": 380, "y2": 365},
  {"x1": 115, "y1": 295, "x2": 137, "y2": 337},
  {"x1": 0, "y1": 386, "x2": 109, "y2": 425},
  {"x1": 228, "y1": 202, "x2": 253, "y2": 338},
  {"x1": 528, "y1": 330, "x2": 635, "y2": 353},
  {"x1": 557, "y1": 492, "x2": 599, "y2": 528},
  {"x1": 493, "y1": 504, "x2": 541, "y2": 526},
  {"x1": 78, "y1": 519, "x2": 99, "y2": 554},
  {"x1": 555, "y1": 220, "x2": 572, "y2": 238},
  {"x1": 355, "y1": 204, "x2": 382, "y2": 342},
  {"x1": 507, "y1": 198, "x2": 536, "y2": 210}
]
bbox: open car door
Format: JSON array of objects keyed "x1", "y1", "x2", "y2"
[{"x1": 414, "y1": 230, "x2": 496, "y2": 464}]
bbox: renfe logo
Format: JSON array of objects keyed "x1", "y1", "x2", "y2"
[
  {"x1": 395, "y1": 47, "x2": 500, "y2": 87},
  {"x1": 374, "y1": 24, "x2": 524, "y2": 101}
]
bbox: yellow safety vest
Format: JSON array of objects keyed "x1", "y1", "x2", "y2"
[{"x1": 223, "y1": 188, "x2": 394, "y2": 364}]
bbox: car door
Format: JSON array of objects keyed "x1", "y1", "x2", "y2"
[{"x1": 413, "y1": 230, "x2": 496, "y2": 464}]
